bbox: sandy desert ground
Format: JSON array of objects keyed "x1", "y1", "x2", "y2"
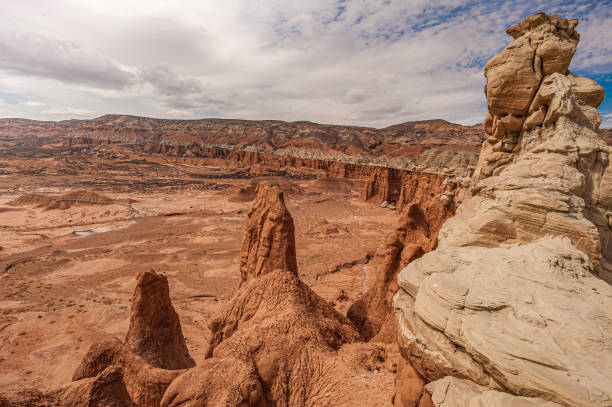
[{"x1": 0, "y1": 153, "x2": 398, "y2": 394}]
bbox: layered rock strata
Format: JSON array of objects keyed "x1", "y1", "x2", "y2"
[
  {"x1": 394, "y1": 13, "x2": 612, "y2": 407},
  {"x1": 68, "y1": 136, "x2": 452, "y2": 205},
  {"x1": 56, "y1": 116, "x2": 485, "y2": 165},
  {"x1": 450, "y1": 13, "x2": 611, "y2": 273},
  {"x1": 425, "y1": 377, "x2": 562, "y2": 407}
]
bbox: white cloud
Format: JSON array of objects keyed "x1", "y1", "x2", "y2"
[
  {"x1": 0, "y1": 30, "x2": 136, "y2": 89},
  {"x1": 24, "y1": 101, "x2": 46, "y2": 107},
  {"x1": 41, "y1": 106, "x2": 95, "y2": 116},
  {"x1": 603, "y1": 113, "x2": 612, "y2": 118},
  {"x1": 0, "y1": 1, "x2": 609, "y2": 126},
  {"x1": 166, "y1": 109, "x2": 196, "y2": 119}
]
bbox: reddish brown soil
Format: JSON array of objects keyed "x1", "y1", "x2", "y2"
[{"x1": 0, "y1": 149, "x2": 400, "y2": 401}]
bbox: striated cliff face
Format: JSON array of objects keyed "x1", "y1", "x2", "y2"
[
  {"x1": 0, "y1": 116, "x2": 486, "y2": 175},
  {"x1": 64, "y1": 116, "x2": 486, "y2": 159},
  {"x1": 394, "y1": 13, "x2": 612, "y2": 407},
  {"x1": 0, "y1": 118, "x2": 84, "y2": 137},
  {"x1": 68, "y1": 135, "x2": 451, "y2": 206}
]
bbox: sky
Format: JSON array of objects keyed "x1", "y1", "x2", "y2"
[{"x1": 0, "y1": 0, "x2": 610, "y2": 128}]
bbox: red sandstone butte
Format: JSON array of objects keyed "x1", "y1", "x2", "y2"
[{"x1": 174, "y1": 181, "x2": 399, "y2": 406}]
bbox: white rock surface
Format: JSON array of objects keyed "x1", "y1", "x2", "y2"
[
  {"x1": 394, "y1": 238, "x2": 612, "y2": 406},
  {"x1": 394, "y1": 12, "x2": 612, "y2": 407},
  {"x1": 426, "y1": 377, "x2": 562, "y2": 407}
]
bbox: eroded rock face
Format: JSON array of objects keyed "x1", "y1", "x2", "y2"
[
  {"x1": 426, "y1": 377, "x2": 562, "y2": 407},
  {"x1": 348, "y1": 193, "x2": 455, "y2": 342},
  {"x1": 362, "y1": 167, "x2": 397, "y2": 203},
  {"x1": 160, "y1": 357, "x2": 264, "y2": 407},
  {"x1": 461, "y1": 13, "x2": 612, "y2": 274},
  {"x1": 2, "y1": 269, "x2": 193, "y2": 407},
  {"x1": 205, "y1": 269, "x2": 369, "y2": 405},
  {"x1": 395, "y1": 238, "x2": 612, "y2": 406},
  {"x1": 348, "y1": 172, "x2": 456, "y2": 343},
  {"x1": 240, "y1": 182, "x2": 298, "y2": 283},
  {"x1": 125, "y1": 269, "x2": 195, "y2": 370},
  {"x1": 62, "y1": 366, "x2": 136, "y2": 407},
  {"x1": 71, "y1": 337, "x2": 182, "y2": 407},
  {"x1": 67, "y1": 269, "x2": 193, "y2": 407},
  {"x1": 482, "y1": 13, "x2": 579, "y2": 155},
  {"x1": 394, "y1": 12, "x2": 612, "y2": 407},
  {"x1": 153, "y1": 181, "x2": 403, "y2": 406}
]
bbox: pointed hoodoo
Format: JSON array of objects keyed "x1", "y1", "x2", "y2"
[
  {"x1": 191, "y1": 181, "x2": 404, "y2": 405},
  {"x1": 125, "y1": 269, "x2": 195, "y2": 370},
  {"x1": 239, "y1": 182, "x2": 298, "y2": 283},
  {"x1": 68, "y1": 270, "x2": 193, "y2": 406}
]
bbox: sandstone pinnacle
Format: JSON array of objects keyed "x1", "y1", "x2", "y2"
[
  {"x1": 125, "y1": 269, "x2": 195, "y2": 370},
  {"x1": 239, "y1": 182, "x2": 298, "y2": 283}
]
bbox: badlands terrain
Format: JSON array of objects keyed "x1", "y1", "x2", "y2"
[{"x1": 0, "y1": 11, "x2": 611, "y2": 407}]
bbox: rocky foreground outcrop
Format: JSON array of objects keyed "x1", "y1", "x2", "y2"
[
  {"x1": 394, "y1": 12, "x2": 612, "y2": 407},
  {"x1": 125, "y1": 270, "x2": 195, "y2": 370},
  {"x1": 69, "y1": 270, "x2": 193, "y2": 406},
  {"x1": 0, "y1": 270, "x2": 191, "y2": 406},
  {"x1": 181, "y1": 182, "x2": 405, "y2": 406}
]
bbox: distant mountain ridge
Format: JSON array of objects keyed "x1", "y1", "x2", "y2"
[
  {"x1": 0, "y1": 115, "x2": 486, "y2": 158},
  {"x1": 2, "y1": 115, "x2": 608, "y2": 176}
]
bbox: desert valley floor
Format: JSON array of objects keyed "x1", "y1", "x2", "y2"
[{"x1": 0, "y1": 153, "x2": 399, "y2": 394}]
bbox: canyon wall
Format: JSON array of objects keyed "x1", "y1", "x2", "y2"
[{"x1": 66, "y1": 134, "x2": 451, "y2": 205}]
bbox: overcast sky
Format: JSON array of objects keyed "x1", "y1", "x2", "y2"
[{"x1": 0, "y1": 0, "x2": 610, "y2": 128}]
